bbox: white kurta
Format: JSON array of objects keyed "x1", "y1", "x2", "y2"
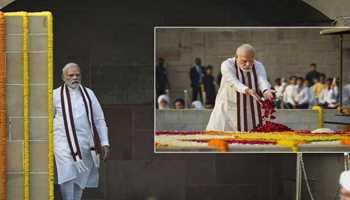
[
  {"x1": 274, "y1": 83, "x2": 286, "y2": 100},
  {"x1": 206, "y1": 57, "x2": 271, "y2": 131},
  {"x1": 307, "y1": 87, "x2": 316, "y2": 106},
  {"x1": 53, "y1": 86, "x2": 109, "y2": 188},
  {"x1": 295, "y1": 86, "x2": 309, "y2": 105},
  {"x1": 319, "y1": 86, "x2": 339, "y2": 108},
  {"x1": 283, "y1": 84, "x2": 297, "y2": 106}
]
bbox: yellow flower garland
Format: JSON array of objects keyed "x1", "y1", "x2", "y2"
[
  {"x1": 4, "y1": 11, "x2": 54, "y2": 200},
  {"x1": 206, "y1": 131, "x2": 350, "y2": 142},
  {"x1": 22, "y1": 12, "x2": 30, "y2": 200},
  {"x1": 45, "y1": 12, "x2": 54, "y2": 200},
  {"x1": 28, "y1": 11, "x2": 54, "y2": 200},
  {"x1": 156, "y1": 130, "x2": 350, "y2": 152},
  {"x1": 277, "y1": 140, "x2": 306, "y2": 153},
  {"x1": 4, "y1": 12, "x2": 30, "y2": 200},
  {"x1": 312, "y1": 105, "x2": 324, "y2": 128}
]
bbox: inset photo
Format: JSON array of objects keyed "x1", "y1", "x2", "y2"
[{"x1": 154, "y1": 27, "x2": 350, "y2": 153}]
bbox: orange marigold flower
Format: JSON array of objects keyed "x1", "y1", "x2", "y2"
[
  {"x1": 341, "y1": 139, "x2": 350, "y2": 146},
  {"x1": 208, "y1": 139, "x2": 228, "y2": 152}
]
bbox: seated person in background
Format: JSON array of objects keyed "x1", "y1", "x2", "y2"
[
  {"x1": 191, "y1": 100, "x2": 204, "y2": 110},
  {"x1": 343, "y1": 83, "x2": 350, "y2": 105},
  {"x1": 339, "y1": 171, "x2": 350, "y2": 200},
  {"x1": 174, "y1": 98, "x2": 185, "y2": 109},
  {"x1": 157, "y1": 94, "x2": 170, "y2": 109},
  {"x1": 294, "y1": 77, "x2": 309, "y2": 109},
  {"x1": 312, "y1": 73, "x2": 326, "y2": 103},
  {"x1": 202, "y1": 65, "x2": 217, "y2": 108},
  {"x1": 319, "y1": 78, "x2": 339, "y2": 109},
  {"x1": 283, "y1": 76, "x2": 297, "y2": 109},
  {"x1": 304, "y1": 79, "x2": 316, "y2": 108},
  {"x1": 273, "y1": 77, "x2": 286, "y2": 109}
]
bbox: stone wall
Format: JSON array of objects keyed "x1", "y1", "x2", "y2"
[
  {"x1": 156, "y1": 28, "x2": 350, "y2": 102},
  {"x1": 303, "y1": 0, "x2": 350, "y2": 21},
  {"x1": 6, "y1": 15, "x2": 49, "y2": 200},
  {"x1": 156, "y1": 109, "x2": 320, "y2": 131},
  {"x1": 156, "y1": 109, "x2": 349, "y2": 131}
]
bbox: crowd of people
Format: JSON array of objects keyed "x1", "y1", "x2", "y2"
[
  {"x1": 156, "y1": 57, "x2": 218, "y2": 109},
  {"x1": 156, "y1": 57, "x2": 350, "y2": 110},
  {"x1": 273, "y1": 63, "x2": 341, "y2": 109},
  {"x1": 274, "y1": 67, "x2": 339, "y2": 109}
]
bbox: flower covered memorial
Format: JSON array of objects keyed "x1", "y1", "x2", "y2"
[{"x1": 155, "y1": 100, "x2": 350, "y2": 152}]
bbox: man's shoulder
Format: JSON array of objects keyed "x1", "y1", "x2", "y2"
[
  {"x1": 254, "y1": 60, "x2": 264, "y2": 67},
  {"x1": 53, "y1": 86, "x2": 62, "y2": 101},
  {"x1": 53, "y1": 86, "x2": 62, "y2": 94},
  {"x1": 82, "y1": 86, "x2": 97, "y2": 97},
  {"x1": 221, "y1": 58, "x2": 233, "y2": 66},
  {"x1": 82, "y1": 86, "x2": 94, "y2": 93},
  {"x1": 285, "y1": 85, "x2": 294, "y2": 89}
]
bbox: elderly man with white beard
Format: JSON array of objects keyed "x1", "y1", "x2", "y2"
[
  {"x1": 206, "y1": 44, "x2": 274, "y2": 132},
  {"x1": 53, "y1": 63, "x2": 110, "y2": 200}
]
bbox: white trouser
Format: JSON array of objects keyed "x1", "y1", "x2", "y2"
[{"x1": 60, "y1": 180, "x2": 83, "y2": 200}]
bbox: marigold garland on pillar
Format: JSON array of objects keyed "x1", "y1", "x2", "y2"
[
  {"x1": 22, "y1": 12, "x2": 30, "y2": 200},
  {"x1": 27, "y1": 12, "x2": 55, "y2": 200},
  {"x1": 5, "y1": 11, "x2": 30, "y2": 200},
  {"x1": 4, "y1": 12, "x2": 55, "y2": 200},
  {"x1": 44, "y1": 12, "x2": 54, "y2": 200}
]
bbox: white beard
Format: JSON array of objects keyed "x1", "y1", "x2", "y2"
[
  {"x1": 238, "y1": 64, "x2": 252, "y2": 72},
  {"x1": 65, "y1": 80, "x2": 80, "y2": 89},
  {"x1": 240, "y1": 68, "x2": 252, "y2": 72}
]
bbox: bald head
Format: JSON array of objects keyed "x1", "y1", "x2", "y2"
[
  {"x1": 235, "y1": 44, "x2": 255, "y2": 70},
  {"x1": 62, "y1": 62, "x2": 81, "y2": 89}
]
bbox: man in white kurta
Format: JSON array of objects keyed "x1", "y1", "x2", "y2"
[
  {"x1": 206, "y1": 44, "x2": 274, "y2": 132},
  {"x1": 339, "y1": 170, "x2": 350, "y2": 200},
  {"x1": 283, "y1": 76, "x2": 297, "y2": 109},
  {"x1": 54, "y1": 63, "x2": 110, "y2": 200}
]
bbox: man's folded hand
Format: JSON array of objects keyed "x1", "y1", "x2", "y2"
[{"x1": 101, "y1": 145, "x2": 110, "y2": 161}]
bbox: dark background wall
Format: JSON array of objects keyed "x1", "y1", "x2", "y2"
[{"x1": 3, "y1": 0, "x2": 344, "y2": 200}]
